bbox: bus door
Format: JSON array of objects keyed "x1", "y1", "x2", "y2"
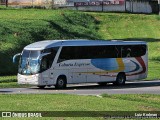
[{"x1": 40, "y1": 51, "x2": 56, "y2": 85}]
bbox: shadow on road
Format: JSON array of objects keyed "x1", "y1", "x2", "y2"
[
  {"x1": 0, "y1": 90, "x2": 12, "y2": 93},
  {"x1": 30, "y1": 80, "x2": 160, "y2": 90}
]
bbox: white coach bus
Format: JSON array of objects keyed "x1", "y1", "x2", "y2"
[{"x1": 13, "y1": 40, "x2": 148, "y2": 89}]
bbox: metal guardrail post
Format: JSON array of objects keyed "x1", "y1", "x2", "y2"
[
  {"x1": 5, "y1": 0, "x2": 8, "y2": 7},
  {"x1": 158, "y1": 0, "x2": 160, "y2": 15}
]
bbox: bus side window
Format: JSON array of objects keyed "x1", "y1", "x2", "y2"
[
  {"x1": 115, "y1": 46, "x2": 121, "y2": 58},
  {"x1": 131, "y1": 45, "x2": 146, "y2": 57},
  {"x1": 58, "y1": 47, "x2": 73, "y2": 62},
  {"x1": 126, "y1": 48, "x2": 131, "y2": 57},
  {"x1": 41, "y1": 57, "x2": 48, "y2": 71},
  {"x1": 41, "y1": 48, "x2": 59, "y2": 72},
  {"x1": 121, "y1": 45, "x2": 132, "y2": 58},
  {"x1": 117, "y1": 45, "x2": 146, "y2": 58}
]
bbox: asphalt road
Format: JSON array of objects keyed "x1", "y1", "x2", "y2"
[{"x1": 0, "y1": 80, "x2": 160, "y2": 95}]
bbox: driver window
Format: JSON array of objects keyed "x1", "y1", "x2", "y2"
[
  {"x1": 41, "y1": 58, "x2": 48, "y2": 71},
  {"x1": 40, "y1": 47, "x2": 59, "y2": 72}
]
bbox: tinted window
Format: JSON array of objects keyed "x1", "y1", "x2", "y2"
[
  {"x1": 40, "y1": 47, "x2": 59, "y2": 72},
  {"x1": 119, "y1": 45, "x2": 146, "y2": 58},
  {"x1": 58, "y1": 45, "x2": 146, "y2": 62},
  {"x1": 22, "y1": 50, "x2": 30, "y2": 57},
  {"x1": 58, "y1": 46, "x2": 118, "y2": 62}
]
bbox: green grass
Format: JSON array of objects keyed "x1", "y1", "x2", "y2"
[
  {"x1": 92, "y1": 13, "x2": 160, "y2": 39},
  {"x1": 148, "y1": 61, "x2": 160, "y2": 80},
  {"x1": 0, "y1": 76, "x2": 31, "y2": 88},
  {"x1": 0, "y1": 9, "x2": 160, "y2": 80},
  {"x1": 90, "y1": 12, "x2": 160, "y2": 57},
  {"x1": 0, "y1": 9, "x2": 160, "y2": 120},
  {"x1": 0, "y1": 94, "x2": 159, "y2": 119},
  {"x1": 0, "y1": 76, "x2": 17, "y2": 88},
  {"x1": 0, "y1": 76, "x2": 17, "y2": 83},
  {"x1": 89, "y1": 12, "x2": 160, "y2": 80},
  {"x1": 0, "y1": 9, "x2": 99, "y2": 75},
  {"x1": 0, "y1": 10, "x2": 159, "y2": 120}
]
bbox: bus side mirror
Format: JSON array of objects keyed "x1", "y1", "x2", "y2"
[
  {"x1": 13, "y1": 53, "x2": 21, "y2": 63},
  {"x1": 38, "y1": 52, "x2": 51, "y2": 59},
  {"x1": 38, "y1": 52, "x2": 51, "y2": 63}
]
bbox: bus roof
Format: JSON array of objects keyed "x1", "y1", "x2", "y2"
[{"x1": 24, "y1": 39, "x2": 147, "y2": 50}]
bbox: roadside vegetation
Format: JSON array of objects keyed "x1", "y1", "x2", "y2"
[
  {"x1": 0, "y1": 8, "x2": 160, "y2": 120},
  {"x1": 0, "y1": 9, "x2": 160, "y2": 84},
  {"x1": 89, "y1": 12, "x2": 160, "y2": 80},
  {"x1": 0, "y1": 94, "x2": 159, "y2": 119},
  {"x1": 0, "y1": 76, "x2": 31, "y2": 88},
  {"x1": 0, "y1": 9, "x2": 99, "y2": 75}
]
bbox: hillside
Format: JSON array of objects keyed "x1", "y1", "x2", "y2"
[
  {"x1": 0, "y1": 9, "x2": 160, "y2": 79},
  {"x1": 0, "y1": 9, "x2": 99, "y2": 75}
]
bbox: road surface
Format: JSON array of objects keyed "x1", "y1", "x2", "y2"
[{"x1": 0, "y1": 80, "x2": 160, "y2": 95}]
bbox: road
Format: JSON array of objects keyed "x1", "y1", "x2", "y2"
[{"x1": 0, "y1": 80, "x2": 160, "y2": 95}]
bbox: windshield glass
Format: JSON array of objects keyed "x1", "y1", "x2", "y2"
[
  {"x1": 18, "y1": 50, "x2": 41, "y2": 75},
  {"x1": 18, "y1": 47, "x2": 59, "y2": 75}
]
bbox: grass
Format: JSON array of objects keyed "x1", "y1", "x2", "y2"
[
  {"x1": 147, "y1": 61, "x2": 160, "y2": 80},
  {"x1": 89, "y1": 12, "x2": 160, "y2": 80},
  {"x1": 0, "y1": 9, "x2": 160, "y2": 85},
  {"x1": 0, "y1": 94, "x2": 159, "y2": 119},
  {"x1": 0, "y1": 76, "x2": 17, "y2": 88},
  {"x1": 0, "y1": 76, "x2": 31, "y2": 88},
  {"x1": 0, "y1": 9, "x2": 160, "y2": 120},
  {"x1": 0, "y1": 76, "x2": 17, "y2": 83},
  {"x1": 0, "y1": 9, "x2": 99, "y2": 75}
]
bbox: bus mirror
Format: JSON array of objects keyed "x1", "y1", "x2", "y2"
[
  {"x1": 38, "y1": 52, "x2": 51, "y2": 60},
  {"x1": 13, "y1": 53, "x2": 21, "y2": 63}
]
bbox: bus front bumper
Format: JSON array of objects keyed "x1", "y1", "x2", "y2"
[{"x1": 18, "y1": 74, "x2": 40, "y2": 85}]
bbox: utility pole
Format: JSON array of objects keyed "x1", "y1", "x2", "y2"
[
  {"x1": 158, "y1": 0, "x2": 160, "y2": 15},
  {"x1": 102, "y1": 1, "x2": 104, "y2": 12},
  {"x1": 52, "y1": 0, "x2": 54, "y2": 9},
  {"x1": 32, "y1": 0, "x2": 34, "y2": 8},
  {"x1": 5, "y1": 0, "x2": 8, "y2": 7},
  {"x1": 100, "y1": 0, "x2": 103, "y2": 12}
]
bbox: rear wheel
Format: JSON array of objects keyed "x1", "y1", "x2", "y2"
[
  {"x1": 113, "y1": 73, "x2": 126, "y2": 85},
  {"x1": 55, "y1": 77, "x2": 66, "y2": 89}
]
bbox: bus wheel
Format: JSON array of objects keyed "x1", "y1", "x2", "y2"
[
  {"x1": 55, "y1": 77, "x2": 66, "y2": 89},
  {"x1": 37, "y1": 86, "x2": 45, "y2": 89},
  {"x1": 97, "y1": 82, "x2": 107, "y2": 86},
  {"x1": 113, "y1": 73, "x2": 126, "y2": 85}
]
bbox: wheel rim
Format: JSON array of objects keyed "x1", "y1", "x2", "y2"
[
  {"x1": 119, "y1": 78, "x2": 124, "y2": 83},
  {"x1": 118, "y1": 76, "x2": 124, "y2": 84},
  {"x1": 58, "y1": 79, "x2": 64, "y2": 87}
]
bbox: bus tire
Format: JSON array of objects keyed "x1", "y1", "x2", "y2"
[
  {"x1": 55, "y1": 76, "x2": 67, "y2": 89},
  {"x1": 37, "y1": 85, "x2": 45, "y2": 89},
  {"x1": 113, "y1": 73, "x2": 126, "y2": 85}
]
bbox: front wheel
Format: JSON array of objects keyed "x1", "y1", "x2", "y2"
[
  {"x1": 113, "y1": 73, "x2": 126, "y2": 85},
  {"x1": 55, "y1": 77, "x2": 66, "y2": 89}
]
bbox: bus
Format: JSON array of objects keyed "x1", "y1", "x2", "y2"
[{"x1": 13, "y1": 40, "x2": 148, "y2": 89}]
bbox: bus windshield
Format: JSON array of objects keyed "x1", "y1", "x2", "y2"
[
  {"x1": 18, "y1": 47, "x2": 59, "y2": 75},
  {"x1": 18, "y1": 50, "x2": 41, "y2": 75}
]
